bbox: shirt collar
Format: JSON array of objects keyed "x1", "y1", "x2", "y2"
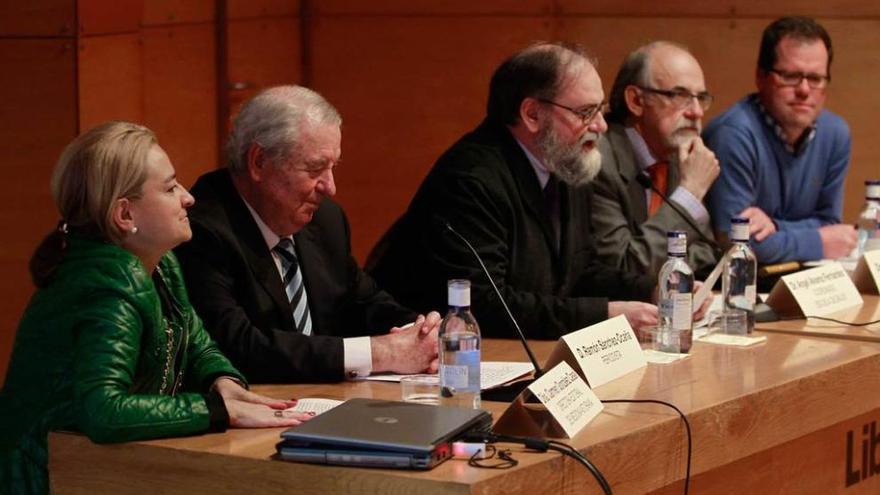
[
  {"x1": 241, "y1": 196, "x2": 291, "y2": 250},
  {"x1": 751, "y1": 93, "x2": 817, "y2": 155},
  {"x1": 624, "y1": 126, "x2": 660, "y2": 171},
  {"x1": 514, "y1": 138, "x2": 550, "y2": 189}
]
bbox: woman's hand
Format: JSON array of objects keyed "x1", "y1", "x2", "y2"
[
  {"x1": 212, "y1": 376, "x2": 296, "y2": 410},
  {"x1": 212, "y1": 377, "x2": 312, "y2": 428},
  {"x1": 224, "y1": 399, "x2": 314, "y2": 428}
]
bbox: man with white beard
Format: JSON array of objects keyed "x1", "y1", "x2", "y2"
[
  {"x1": 368, "y1": 42, "x2": 659, "y2": 339},
  {"x1": 592, "y1": 41, "x2": 720, "y2": 276}
]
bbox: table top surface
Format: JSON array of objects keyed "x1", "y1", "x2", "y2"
[
  {"x1": 757, "y1": 294, "x2": 880, "y2": 342},
  {"x1": 87, "y1": 327, "x2": 879, "y2": 492}
]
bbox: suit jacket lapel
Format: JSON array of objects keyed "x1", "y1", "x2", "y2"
[
  {"x1": 608, "y1": 125, "x2": 649, "y2": 224},
  {"x1": 216, "y1": 171, "x2": 297, "y2": 331}
]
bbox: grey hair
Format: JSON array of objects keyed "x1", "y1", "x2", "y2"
[
  {"x1": 606, "y1": 41, "x2": 689, "y2": 125},
  {"x1": 226, "y1": 85, "x2": 342, "y2": 173}
]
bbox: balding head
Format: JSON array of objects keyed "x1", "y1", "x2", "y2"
[
  {"x1": 608, "y1": 41, "x2": 709, "y2": 158},
  {"x1": 608, "y1": 41, "x2": 699, "y2": 125}
]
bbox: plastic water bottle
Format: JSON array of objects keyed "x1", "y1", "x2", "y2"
[
  {"x1": 439, "y1": 279, "x2": 481, "y2": 409},
  {"x1": 657, "y1": 231, "x2": 694, "y2": 353},
  {"x1": 722, "y1": 217, "x2": 757, "y2": 334},
  {"x1": 855, "y1": 179, "x2": 880, "y2": 257}
]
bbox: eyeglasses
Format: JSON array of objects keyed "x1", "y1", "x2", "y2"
[
  {"x1": 767, "y1": 68, "x2": 830, "y2": 89},
  {"x1": 637, "y1": 86, "x2": 714, "y2": 111},
  {"x1": 537, "y1": 98, "x2": 609, "y2": 125}
]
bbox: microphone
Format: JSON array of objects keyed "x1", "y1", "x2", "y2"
[
  {"x1": 441, "y1": 220, "x2": 544, "y2": 402},
  {"x1": 636, "y1": 172, "x2": 724, "y2": 274}
]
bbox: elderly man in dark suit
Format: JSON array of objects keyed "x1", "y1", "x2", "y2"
[
  {"x1": 592, "y1": 41, "x2": 719, "y2": 275},
  {"x1": 175, "y1": 86, "x2": 439, "y2": 383},
  {"x1": 368, "y1": 43, "x2": 659, "y2": 340}
]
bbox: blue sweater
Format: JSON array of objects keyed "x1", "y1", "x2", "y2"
[{"x1": 704, "y1": 95, "x2": 851, "y2": 263}]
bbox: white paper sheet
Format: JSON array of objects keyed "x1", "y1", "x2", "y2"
[
  {"x1": 361, "y1": 361, "x2": 534, "y2": 390},
  {"x1": 287, "y1": 398, "x2": 343, "y2": 415}
]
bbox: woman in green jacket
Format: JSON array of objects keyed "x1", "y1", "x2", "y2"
[{"x1": 0, "y1": 121, "x2": 312, "y2": 494}]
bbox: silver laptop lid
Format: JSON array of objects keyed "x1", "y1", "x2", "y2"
[{"x1": 280, "y1": 398, "x2": 491, "y2": 454}]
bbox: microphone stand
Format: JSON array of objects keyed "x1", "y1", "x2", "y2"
[{"x1": 442, "y1": 222, "x2": 544, "y2": 402}]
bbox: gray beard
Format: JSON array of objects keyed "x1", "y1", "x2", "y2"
[{"x1": 537, "y1": 125, "x2": 602, "y2": 187}]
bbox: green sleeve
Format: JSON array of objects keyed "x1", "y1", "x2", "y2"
[{"x1": 72, "y1": 293, "x2": 212, "y2": 444}]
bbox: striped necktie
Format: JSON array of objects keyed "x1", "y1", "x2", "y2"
[{"x1": 273, "y1": 238, "x2": 312, "y2": 335}]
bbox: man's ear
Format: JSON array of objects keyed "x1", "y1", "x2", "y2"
[
  {"x1": 246, "y1": 143, "x2": 266, "y2": 182},
  {"x1": 112, "y1": 197, "x2": 135, "y2": 235},
  {"x1": 624, "y1": 85, "x2": 645, "y2": 118},
  {"x1": 519, "y1": 97, "x2": 543, "y2": 133}
]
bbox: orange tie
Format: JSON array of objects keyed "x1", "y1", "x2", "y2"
[{"x1": 647, "y1": 161, "x2": 668, "y2": 216}]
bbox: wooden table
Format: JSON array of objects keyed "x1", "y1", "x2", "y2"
[
  {"x1": 757, "y1": 294, "x2": 880, "y2": 343},
  {"x1": 50, "y1": 335, "x2": 880, "y2": 494}
]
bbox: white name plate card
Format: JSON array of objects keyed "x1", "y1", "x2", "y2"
[
  {"x1": 852, "y1": 250, "x2": 880, "y2": 295},
  {"x1": 766, "y1": 262, "x2": 863, "y2": 317},
  {"x1": 545, "y1": 315, "x2": 646, "y2": 388},
  {"x1": 527, "y1": 361, "x2": 603, "y2": 438}
]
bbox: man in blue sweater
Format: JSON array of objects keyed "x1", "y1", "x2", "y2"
[{"x1": 704, "y1": 16, "x2": 856, "y2": 264}]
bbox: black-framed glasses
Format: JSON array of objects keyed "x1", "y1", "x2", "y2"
[
  {"x1": 767, "y1": 68, "x2": 830, "y2": 89},
  {"x1": 537, "y1": 98, "x2": 609, "y2": 125},
  {"x1": 637, "y1": 86, "x2": 714, "y2": 111}
]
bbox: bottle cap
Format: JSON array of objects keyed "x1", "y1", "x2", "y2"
[
  {"x1": 447, "y1": 279, "x2": 471, "y2": 307},
  {"x1": 667, "y1": 231, "x2": 687, "y2": 256},
  {"x1": 730, "y1": 217, "x2": 750, "y2": 242},
  {"x1": 866, "y1": 180, "x2": 880, "y2": 200}
]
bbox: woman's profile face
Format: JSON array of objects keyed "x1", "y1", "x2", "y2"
[{"x1": 127, "y1": 145, "x2": 195, "y2": 257}]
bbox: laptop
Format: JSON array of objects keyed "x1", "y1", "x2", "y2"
[{"x1": 276, "y1": 398, "x2": 492, "y2": 469}]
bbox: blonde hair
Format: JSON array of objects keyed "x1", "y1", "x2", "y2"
[
  {"x1": 30, "y1": 121, "x2": 156, "y2": 287},
  {"x1": 52, "y1": 121, "x2": 156, "y2": 243}
]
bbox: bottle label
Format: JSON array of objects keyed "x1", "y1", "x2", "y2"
[
  {"x1": 745, "y1": 284, "x2": 757, "y2": 306},
  {"x1": 441, "y1": 364, "x2": 469, "y2": 390},
  {"x1": 661, "y1": 293, "x2": 692, "y2": 330}
]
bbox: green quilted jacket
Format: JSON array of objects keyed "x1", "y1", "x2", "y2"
[{"x1": 0, "y1": 237, "x2": 246, "y2": 495}]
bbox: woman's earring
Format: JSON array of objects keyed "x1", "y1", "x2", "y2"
[{"x1": 131, "y1": 226, "x2": 138, "y2": 235}]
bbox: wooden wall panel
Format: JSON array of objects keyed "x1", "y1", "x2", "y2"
[
  {"x1": 77, "y1": 0, "x2": 142, "y2": 35},
  {"x1": 226, "y1": 17, "x2": 301, "y2": 127},
  {"x1": 0, "y1": 0, "x2": 75, "y2": 37},
  {"x1": 559, "y1": 0, "x2": 880, "y2": 17},
  {"x1": 310, "y1": 16, "x2": 553, "y2": 261},
  {"x1": 821, "y1": 19, "x2": 880, "y2": 222},
  {"x1": 142, "y1": 25, "x2": 218, "y2": 187},
  {"x1": 142, "y1": 0, "x2": 214, "y2": 26},
  {"x1": 78, "y1": 34, "x2": 144, "y2": 130},
  {"x1": 314, "y1": 0, "x2": 552, "y2": 15},
  {"x1": 227, "y1": 0, "x2": 299, "y2": 20},
  {"x1": 0, "y1": 40, "x2": 78, "y2": 381}
]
